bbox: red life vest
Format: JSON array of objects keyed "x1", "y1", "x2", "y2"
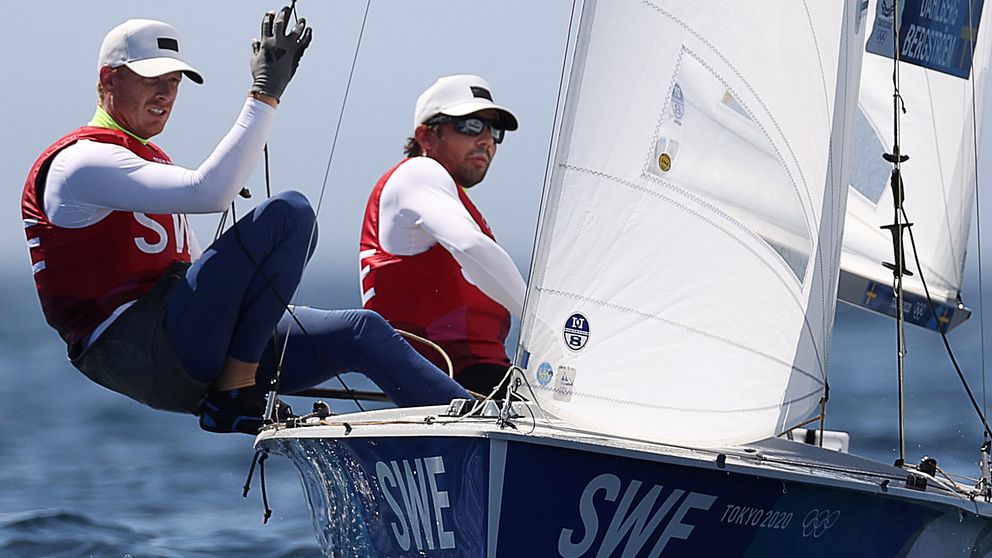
[
  {"x1": 22, "y1": 127, "x2": 192, "y2": 350},
  {"x1": 360, "y1": 159, "x2": 511, "y2": 375}
]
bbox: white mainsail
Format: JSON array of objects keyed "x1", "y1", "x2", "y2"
[
  {"x1": 516, "y1": 0, "x2": 867, "y2": 446},
  {"x1": 839, "y1": 0, "x2": 991, "y2": 331}
]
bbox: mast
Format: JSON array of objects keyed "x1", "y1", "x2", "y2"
[{"x1": 881, "y1": 0, "x2": 911, "y2": 465}]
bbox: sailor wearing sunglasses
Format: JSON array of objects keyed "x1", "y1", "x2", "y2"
[{"x1": 359, "y1": 75, "x2": 527, "y2": 395}]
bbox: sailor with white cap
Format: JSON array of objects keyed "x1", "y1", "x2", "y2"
[
  {"x1": 359, "y1": 74, "x2": 528, "y2": 395},
  {"x1": 22, "y1": 8, "x2": 471, "y2": 435}
]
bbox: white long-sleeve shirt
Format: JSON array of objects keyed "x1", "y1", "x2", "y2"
[
  {"x1": 376, "y1": 156, "x2": 526, "y2": 317},
  {"x1": 44, "y1": 98, "x2": 275, "y2": 229}
]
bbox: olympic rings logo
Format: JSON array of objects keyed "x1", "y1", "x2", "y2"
[{"x1": 801, "y1": 509, "x2": 840, "y2": 538}]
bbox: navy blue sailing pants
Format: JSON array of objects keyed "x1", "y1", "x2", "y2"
[{"x1": 165, "y1": 191, "x2": 471, "y2": 406}]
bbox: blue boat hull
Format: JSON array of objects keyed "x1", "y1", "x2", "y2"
[{"x1": 259, "y1": 428, "x2": 992, "y2": 557}]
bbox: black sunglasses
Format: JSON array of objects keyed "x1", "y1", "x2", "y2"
[{"x1": 427, "y1": 115, "x2": 505, "y2": 144}]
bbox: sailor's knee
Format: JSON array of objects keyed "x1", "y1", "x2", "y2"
[
  {"x1": 260, "y1": 190, "x2": 317, "y2": 238},
  {"x1": 353, "y1": 308, "x2": 387, "y2": 326},
  {"x1": 272, "y1": 190, "x2": 315, "y2": 221},
  {"x1": 349, "y1": 309, "x2": 394, "y2": 337}
]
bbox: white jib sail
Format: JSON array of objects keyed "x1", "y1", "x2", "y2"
[
  {"x1": 516, "y1": 0, "x2": 867, "y2": 447},
  {"x1": 841, "y1": 0, "x2": 991, "y2": 313}
]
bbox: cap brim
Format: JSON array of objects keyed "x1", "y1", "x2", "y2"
[
  {"x1": 440, "y1": 101, "x2": 518, "y2": 131},
  {"x1": 126, "y1": 58, "x2": 203, "y2": 84}
]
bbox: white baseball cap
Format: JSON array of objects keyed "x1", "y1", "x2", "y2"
[
  {"x1": 98, "y1": 19, "x2": 203, "y2": 84},
  {"x1": 414, "y1": 74, "x2": 518, "y2": 131}
]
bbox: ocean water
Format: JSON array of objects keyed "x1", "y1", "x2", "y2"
[
  {"x1": 0, "y1": 270, "x2": 346, "y2": 558},
  {"x1": 2, "y1": 267, "x2": 990, "y2": 557}
]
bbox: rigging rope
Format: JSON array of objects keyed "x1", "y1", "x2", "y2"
[
  {"x1": 399, "y1": 330, "x2": 454, "y2": 378},
  {"x1": 214, "y1": 0, "x2": 376, "y2": 416},
  {"x1": 242, "y1": 449, "x2": 273, "y2": 523},
  {"x1": 262, "y1": 0, "x2": 376, "y2": 412},
  {"x1": 223, "y1": 2, "x2": 461, "y2": 422},
  {"x1": 903, "y1": 210, "x2": 992, "y2": 439}
]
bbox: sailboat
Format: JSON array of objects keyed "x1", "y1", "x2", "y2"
[{"x1": 256, "y1": 0, "x2": 992, "y2": 555}]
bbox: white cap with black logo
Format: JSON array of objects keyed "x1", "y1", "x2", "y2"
[
  {"x1": 99, "y1": 19, "x2": 203, "y2": 84},
  {"x1": 414, "y1": 74, "x2": 518, "y2": 131}
]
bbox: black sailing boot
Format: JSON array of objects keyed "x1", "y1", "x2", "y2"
[{"x1": 198, "y1": 384, "x2": 294, "y2": 435}]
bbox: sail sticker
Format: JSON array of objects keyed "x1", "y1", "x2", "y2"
[
  {"x1": 866, "y1": 0, "x2": 985, "y2": 79},
  {"x1": 536, "y1": 362, "x2": 554, "y2": 386},
  {"x1": 553, "y1": 365, "x2": 577, "y2": 402},
  {"x1": 563, "y1": 313, "x2": 590, "y2": 351},
  {"x1": 651, "y1": 137, "x2": 680, "y2": 175},
  {"x1": 659, "y1": 153, "x2": 672, "y2": 172},
  {"x1": 672, "y1": 82, "x2": 685, "y2": 125}
]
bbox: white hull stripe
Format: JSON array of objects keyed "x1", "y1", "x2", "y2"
[
  {"x1": 23, "y1": 218, "x2": 39, "y2": 228},
  {"x1": 32, "y1": 261, "x2": 46, "y2": 274},
  {"x1": 27, "y1": 237, "x2": 40, "y2": 248}
]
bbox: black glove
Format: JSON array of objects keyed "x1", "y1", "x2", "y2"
[{"x1": 250, "y1": 6, "x2": 313, "y2": 102}]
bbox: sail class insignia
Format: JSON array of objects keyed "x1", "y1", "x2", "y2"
[{"x1": 672, "y1": 82, "x2": 685, "y2": 125}]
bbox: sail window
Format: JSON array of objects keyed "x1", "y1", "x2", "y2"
[
  {"x1": 644, "y1": 51, "x2": 813, "y2": 283},
  {"x1": 849, "y1": 107, "x2": 890, "y2": 204}
]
